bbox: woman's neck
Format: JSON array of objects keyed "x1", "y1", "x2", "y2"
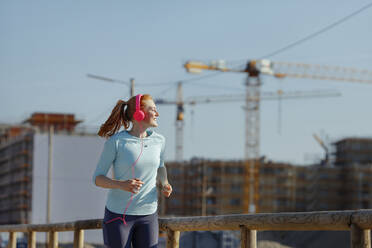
[{"x1": 129, "y1": 125, "x2": 147, "y2": 138}]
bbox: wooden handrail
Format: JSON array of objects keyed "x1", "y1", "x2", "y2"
[{"x1": 1, "y1": 209, "x2": 371, "y2": 248}]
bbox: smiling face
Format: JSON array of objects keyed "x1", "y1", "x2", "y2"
[{"x1": 142, "y1": 99, "x2": 159, "y2": 127}]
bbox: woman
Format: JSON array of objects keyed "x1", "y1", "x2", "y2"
[{"x1": 92, "y1": 94, "x2": 172, "y2": 248}]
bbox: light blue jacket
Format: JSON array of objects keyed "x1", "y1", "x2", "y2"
[{"x1": 92, "y1": 130, "x2": 165, "y2": 215}]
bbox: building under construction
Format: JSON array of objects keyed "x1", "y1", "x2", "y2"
[
  {"x1": 162, "y1": 159, "x2": 258, "y2": 216},
  {"x1": 0, "y1": 125, "x2": 34, "y2": 224},
  {"x1": 334, "y1": 138, "x2": 372, "y2": 166},
  {"x1": 163, "y1": 159, "x2": 297, "y2": 216},
  {"x1": 162, "y1": 138, "x2": 372, "y2": 216}
]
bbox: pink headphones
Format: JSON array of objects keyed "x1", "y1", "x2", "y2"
[{"x1": 133, "y1": 94, "x2": 145, "y2": 122}]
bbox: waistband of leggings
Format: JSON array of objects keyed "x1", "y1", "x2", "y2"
[{"x1": 104, "y1": 206, "x2": 157, "y2": 217}]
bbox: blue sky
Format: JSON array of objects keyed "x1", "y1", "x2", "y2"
[{"x1": 1, "y1": 1, "x2": 372, "y2": 164}]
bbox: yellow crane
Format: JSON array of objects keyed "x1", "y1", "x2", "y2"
[{"x1": 184, "y1": 59, "x2": 372, "y2": 213}]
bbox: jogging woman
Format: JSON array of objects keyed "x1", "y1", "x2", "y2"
[{"x1": 93, "y1": 94, "x2": 172, "y2": 248}]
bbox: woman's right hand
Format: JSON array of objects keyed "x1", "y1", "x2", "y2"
[{"x1": 116, "y1": 178, "x2": 144, "y2": 194}]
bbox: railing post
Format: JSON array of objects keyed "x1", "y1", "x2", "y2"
[
  {"x1": 240, "y1": 225, "x2": 257, "y2": 248},
  {"x1": 28, "y1": 231, "x2": 36, "y2": 248},
  {"x1": 166, "y1": 228, "x2": 180, "y2": 248},
  {"x1": 74, "y1": 229, "x2": 84, "y2": 248},
  {"x1": 350, "y1": 224, "x2": 371, "y2": 248},
  {"x1": 48, "y1": 231, "x2": 58, "y2": 248},
  {"x1": 8, "y1": 232, "x2": 16, "y2": 248}
]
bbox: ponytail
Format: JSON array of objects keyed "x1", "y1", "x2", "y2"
[{"x1": 98, "y1": 100, "x2": 131, "y2": 138}]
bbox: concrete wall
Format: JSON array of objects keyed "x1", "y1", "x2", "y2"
[{"x1": 32, "y1": 133, "x2": 108, "y2": 244}]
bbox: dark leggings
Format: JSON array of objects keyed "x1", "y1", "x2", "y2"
[{"x1": 103, "y1": 208, "x2": 159, "y2": 248}]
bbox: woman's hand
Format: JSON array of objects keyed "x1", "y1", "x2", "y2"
[
  {"x1": 117, "y1": 178, "x2": 144, "y2": 194},
  {"x1": 161, "y1": 183, "x2": 172, "y2": 198}
]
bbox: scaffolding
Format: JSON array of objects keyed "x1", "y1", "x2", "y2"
[
  {"x1": 0, "y1": 128, "x2": 33, "y2": 224},
  {"x1": 163, "y1": 147, "x2": 372, "y2": 216}
]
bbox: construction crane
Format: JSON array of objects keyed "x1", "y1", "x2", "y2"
[
  {"x1": 184, "y1": 59, "x2": 372, "y2": 213},
  {"x1": 156, "y1": 82, "x2": 341, "y2": 162}
]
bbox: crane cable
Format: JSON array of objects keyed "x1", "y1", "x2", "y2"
[
  {"x1": 232, "y1": 1, "x2": 372, "y2": 64},
  {"x1": 175, "y1": 1, "x2": 372, "y2": 88}
]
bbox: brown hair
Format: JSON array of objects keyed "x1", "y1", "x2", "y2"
[{"x1": 98, "y1": 94, "x2": 153, "y2": 138}]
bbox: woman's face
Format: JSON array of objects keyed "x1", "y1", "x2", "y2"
[{"x1": 142, "y1": 99, "x2": 159, "y2": 127}]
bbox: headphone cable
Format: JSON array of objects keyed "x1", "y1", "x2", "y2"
[{"x1": 105, "y1": 123, "x2": 144, "y2": 225}]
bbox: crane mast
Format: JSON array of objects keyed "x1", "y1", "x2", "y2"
[{"x1": 243, "y1": 61, "x2": 260, "y2": 213}]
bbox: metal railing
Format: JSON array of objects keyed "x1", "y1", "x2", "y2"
[{"x1": 1, "y1": 209, "x2": 372, "y2": 248}]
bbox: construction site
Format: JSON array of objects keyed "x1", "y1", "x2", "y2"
[
  {"x1": 2, "y1": 112, "x2": 372, "y2": 221},
  {"x1": 151, "y1": 59, "x2": 372, "y2": 219}
]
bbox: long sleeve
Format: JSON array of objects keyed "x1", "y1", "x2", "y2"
[
  {"x1": 92, "y1": 138, "x2": 117, "y2": 185},
  {"x1": 159, "y1": 137, "x2": 166, "y2": 168},
  {"x1": 157, "y1": 166, "x2": 169, "y2": 186}
]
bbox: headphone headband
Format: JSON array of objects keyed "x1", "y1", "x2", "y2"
[
  {"x1": 133, "y1": 94, "x2": 145, "y2": 122},
  {"x1": 136, "y1": 94, "x2": 142, "y2": 111}
]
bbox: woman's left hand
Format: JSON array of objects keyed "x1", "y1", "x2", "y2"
[{"x1": 161, "y1": 183, "x2": 172, "y2": 198}]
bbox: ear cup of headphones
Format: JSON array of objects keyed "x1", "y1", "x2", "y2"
[{"x1": 133, "y1": 110, "x2": 145, "y2": 122}]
